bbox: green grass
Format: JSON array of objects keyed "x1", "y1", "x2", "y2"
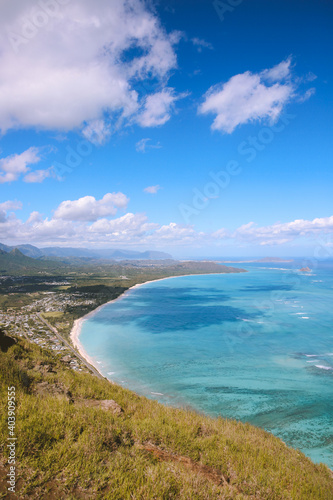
[
  {"x1": 40, "y1": 312, "x2": 64, "y2": 319},
  {"x1": 1, "y1": 339, "x2": 332, "y2": 499}
]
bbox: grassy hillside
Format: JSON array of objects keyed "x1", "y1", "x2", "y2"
[{"x1": 1, "y1": 338, "x2": 332, "y2": 499}]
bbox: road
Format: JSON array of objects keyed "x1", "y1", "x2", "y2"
[{"x1": 37, "y1": 313, "x2": 104, "y2": 380}]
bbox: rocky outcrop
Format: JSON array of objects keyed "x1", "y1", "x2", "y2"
[
  {"x1": 82, "y1": 399, "x2": 123, "y2": 415},
  {"x1": 34, "y1": 381, "x2": 73, "y2": 402}
]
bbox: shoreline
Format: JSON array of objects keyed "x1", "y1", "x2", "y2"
[
  {"x1": 65, "y1": 271, "x2": 333, "y2": 472},
  {"x1": 70, "y1": 272, "x2": 235, "y2": 379}
]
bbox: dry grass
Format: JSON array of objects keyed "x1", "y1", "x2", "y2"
[{"x1": 1, "y1": 340, "x2": 332, "y2": 499}]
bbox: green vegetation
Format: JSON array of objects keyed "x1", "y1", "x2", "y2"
[
  {"x1": 39, "y1": 311, "x2": 63, "y2": 319},
  {"x1": 0, "y1": 249, "x2": 68, "y2": 275},
  {"x1": 2, "y1": 259, "x2": 331, "y2": 498},
  {"x1": 0, "y1": 246, "x2": 245, "y2": 278},
  {"x1": 1, "y1": 339, "x2": 332, "y2": 499},
  {"x1": 0, "y1": 259, "x2": 245, "y2": 340}
]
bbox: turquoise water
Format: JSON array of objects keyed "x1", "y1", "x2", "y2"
[{"x1": 80, "y1": 261, "x2": 333, "y2": 468}]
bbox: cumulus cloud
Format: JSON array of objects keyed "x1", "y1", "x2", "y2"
[
  {"x1": 212, "y1": 228, "x2": 229, "y2": 239},
  {"x1": 0, "y1": 0, "x2": 180, "y2": 135},
  {"x1": 143, "y1": 185, "x2": 161, "y2": 194},
  {"x1": 1, "y1": 190, "x2": 332, "y2": 249},
  {"x1": 26, "y1": 211, "x2": 43, "y2": 224},
  {"x1": 81, "y1": 120, "x2": 112, "y2": 145},
  {"x1": 89, "y1": 213, "x2": 158, "y2": 239},
  {"x1": 137, "y1": 88, "x2": 182, "y2": 127},
  {"x1": 0, "y1": 200, "x2": 23, "y2": 223},
  {"x1": 0, "y1": 192, "x2": 204, "y2": 247},
  {"x1": 0, "y1": 147, "x2": 42, "y2": 183},
  {"x1": 3, "y1": 214, "x2": 199, "y2": 247},
  {"x1": 23, "y1": 167, "x2": 55, "y2": 183},
  {"x1": 222, "y1": 216, "x2": 333, "y2": 246},
  {"x1": 0, "y1": 211, "x2": 158, "y2": 246},
  {"x1": 198, "y1": 58, "x2": 313, "y2": 133},
  {"x1": 0, "y1": 200, "x2": 22, "y2": 211},
  {"x1": 152, "y1": 222, "x2": 202, "y2": 243},
  {"x1": 2, "y1": 209, "x2": 333, "y2": 248},
  {"x1": 261, "y1": 58, "x2": 292, "y2": 82},
  {"x1": 54, "y1": 193, "x2": 129, "y2": 221}
]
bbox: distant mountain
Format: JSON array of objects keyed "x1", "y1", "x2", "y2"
[
  {"x1": 138, "y1": 251, "x2": 171, "y2": 260},
  {"x1": 15, "y1": 244, "x2": 44, "y2": 258},
  {"x1": 41, "y1": 247, "x2": 100, "y2": 258},
  {"x1": 0, "y1": 243, "x2": 11, "y2": 253},
  {"x1": 39, "y1": 247, "x2": 173, "y2": 260},
  {"x1": 0, "y1": 249, "x2": 66, "y2": 275},
  {"x1": 0, "y1": 242, "x2": 173, "y2": 261},
  {"x1": 0, "y1": 243, "x2": 43, "y2": 258}
]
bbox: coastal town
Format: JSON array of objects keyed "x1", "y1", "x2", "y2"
[
  {"x1": 0, "y1": 260, "x2": 244, "y2": 379},
  {"x1": 0, "y1": 287, "x2": 100, "y2": 374}
]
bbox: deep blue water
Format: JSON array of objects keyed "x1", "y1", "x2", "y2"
[{"x1": 80, "y1": 260, "x2": 333, "y2": 468}]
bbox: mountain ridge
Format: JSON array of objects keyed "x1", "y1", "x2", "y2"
[
  {"x1": 0, "y1": 242, "x2": 172, "y2": 260},
  {"x1": 0, "y1": 248, "x2": 67, "y2": 274}
]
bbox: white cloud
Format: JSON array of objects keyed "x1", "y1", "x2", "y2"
[
  {"x1": 137, "y1": 88, "x2": 180, "y2": 127},
  {"x1": 191, "y1": 37, "x2": 213, "y2": 52},
  {"x1": 53, "y1": 193, "x2": 129, "y2": 221},
  {"x1": 2, "y1": 209, "x2": 333, "y2": 249},
  {"x1": 198, "y1": 58, "x2": 313, "y2": 133},
  {"x1": 0, "y1": 0, "x2": 179, "y2": 135},
  {"x1": 23, "y1": 167, "x2": 54, "y2": 183},
  {"x1": 89, "y1": 213, "x2": 158, "y2": 239},
  {"x1": 136, "y1": 138, "x2": 150, "y2": 152},
  {"x1": 0, "y1": 200, "x2": 22, "y2": 211},
  {"x1": 0, "y1": 147, "x2": 42, "y2": 183},
  {"x1": 26, "y1": 211, "x2": 43, "y2": 224},
  {"x1": 152, "y1": 222, "x2": 202, "y2": 242},
  {"x1": 212, "y1": 228, "x2": 229, "y2": 239},
  {"x1": 297, "y1": 88, "x2": 316, "y2": 103},
  {"x1": 143, "y1": 185, "x2": 161, "y2": 194},
  {"x1": 136, "y1": 138, "x2": 162, "y2": 153},
  {"x1": 0, "y1": 200, "x2": 22, "y2": 223},
  {"x1": 0, "y1": 211, "x2": 156, "y2": 247},
  {"x1": 81, "y1": 120, "x2": 112, "y2": 145},
  {"x1": 261, "y1": 58, "x2": 292, "y2": 82},
  {"x1": 220, "y1": 216, "x2": 333, "y2": 246},
  {"x1": 0, "y1": 193, "x2": 203, "y2": 247},
  {"x1": 2, "y1": 190, "x2": 332, "y2": 250}
]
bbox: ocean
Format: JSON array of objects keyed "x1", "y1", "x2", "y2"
[{"x1": 79, "y1": 260, "x2": 333, "y2": 468}]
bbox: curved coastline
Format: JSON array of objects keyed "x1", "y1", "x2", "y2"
[
  {"x1": 69, "y1": 269, "x2": 333, "y2": 470},
  {"x1": 70, "y1": 272, "x2": 232, "y2": 379}
]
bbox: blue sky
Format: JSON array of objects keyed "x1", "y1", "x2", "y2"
[{"x1": 0, "y1": 0, "x2": 332, "y2": 257}]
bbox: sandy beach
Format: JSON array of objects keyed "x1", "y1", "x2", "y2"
[{"x1": 69, "y1": 273, "x2": 227, "y2": 377}]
